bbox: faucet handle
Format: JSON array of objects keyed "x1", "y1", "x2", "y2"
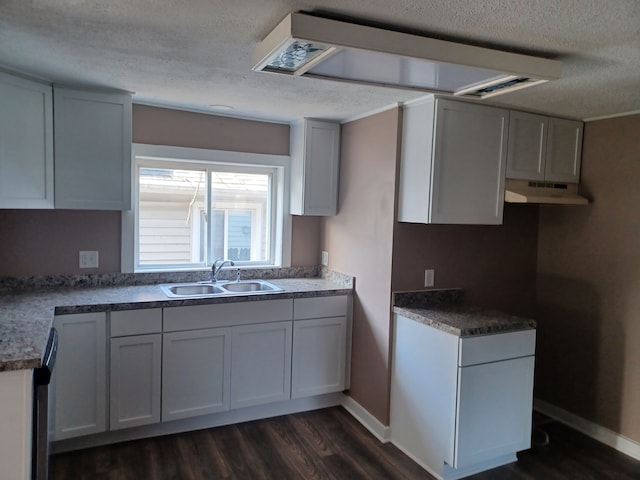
[{"x1": 236, "y1": 268, "x2": 241, "y2": 282}]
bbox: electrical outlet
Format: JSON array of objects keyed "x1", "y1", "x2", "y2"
[
  {"x1": 321, "y1": 250, "x2": 329, "y2": 266},
  {"x1": 79, "y1": 250, "x2": 99, "y2": 269},
  {"x1": 424, "y1": 269, "x2": 435, "y2": 287}
]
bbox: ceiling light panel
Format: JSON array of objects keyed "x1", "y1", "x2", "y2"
[{"x1": 252, "y1": 13, "x2": 562, "y2": 99}]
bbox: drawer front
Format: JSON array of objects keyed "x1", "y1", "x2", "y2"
[
  {"x1": 111, "y1": 309, "x2": 162, "y2": 337},
  {"x1": 293, "y1": 295, "x2": 349, "y2": 320},
  {"x1": 459, "y1": 329, "x2": 536, "y2": 366},
  {"x1": 163, "y1": 298, "x2": 293, "y2": 332}
]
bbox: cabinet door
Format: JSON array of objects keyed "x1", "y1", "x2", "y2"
[
  {"x1": 54, "y1": 87, "x2": 132, "y2": 210},
  {"x1": 290, "y1": 119, "x2": 340, "y2": 216},
  {"x1": 231, "y1": 321, "x2": 292, "y2": 409},
  {"x1": 545, "y1": 118, "x2": 583, "y2": 183},
  {"x1": 454, "y1": 355, "x2": 535, "y2": 469},
  {"x1": 506, "y1": 111, "x2": 547, "y2": 181},
  {"x1": 431, "y1": 100, "x2": 508, "y2": 224},
  {"x1": 292, "y1": 316, "x2": 347, "y2": 398},
  {"x1": 0, "y1": 72, "x2": 54, "y2": 209},
  {"x1": 162, "y1": 328, "x2": 231, "y2": 422},
  {"x1": 52, "y1": 313, "x2": 106, "y2": 440},
  {"x1": 110, "y1": 334, "x2": 161, "y2": 430}
]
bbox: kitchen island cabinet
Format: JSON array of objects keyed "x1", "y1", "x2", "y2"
[{"x1": 0, "y1": 369, "x2": 32, "y2": 480}]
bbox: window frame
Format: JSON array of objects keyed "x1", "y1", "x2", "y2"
[{"x1": 122, "y1": 144, "x2": 291, "y2": 273}]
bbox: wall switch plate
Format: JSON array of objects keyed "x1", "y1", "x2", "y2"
[
  {"x1": 424, "y1": 269, "x2": 435, "y2": 287},
  {"x1": 79, "y1": 250, "x2": 99, "y2": 269},
  {"x1": 321, "y1": 251, "x2": 329, "y2": 266}
]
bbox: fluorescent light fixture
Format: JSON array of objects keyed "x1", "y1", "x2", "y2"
[{"x1": 252, "y1": 13, "x2": 562, "y2": 98}]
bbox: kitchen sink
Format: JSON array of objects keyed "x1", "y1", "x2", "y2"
[
  {"x1": 159, "y1": 279, "x2": 283, "y2": 298},
  {"x1": 219, "y1": 281, "x2": 281, "y2": 293},
  {"x1": 161, "y1": 284, "x2": 226, "y2": 297}
]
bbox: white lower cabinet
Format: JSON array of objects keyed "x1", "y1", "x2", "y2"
[
  {"x1": 162, "y1": 327, "x2": 232, "y2": 422},
  {"x1": 292, "y1": 296, "x2": 349, "y2": 398},
  {"x1": 52, "y1": 294, "x2": 352, "y2": 445},
  {"x1": 230, "y1": 321, "x2": 292, "y2": 409},
  {"x1": 110, "y1": 309, "x2": 162, "y2": 430},
  {"x1": 110, "y1": 334, "x2": 162, "y2": 430},
  {"x1": 391, "y1": 315, "x2": 536, "y2": 479},
  {"x1": 292, "y1": 317, "x2": 347, "y2": 398},
  {"x1": 52, "y1": 312, "x2": 107, "y2": 441}
]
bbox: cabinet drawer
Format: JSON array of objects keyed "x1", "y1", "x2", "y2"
[
  {"x1": 293, "y1": 295, "x2": 348, "y2": 320},
  {"x1": 163, "y1": 298, "x2": 293, "y2": 332},
  {"x1": 458, "y1": 329, "x2": 535, "y2": 366},
  {"x1": 111, "y1": 309, "x2": 162, "y2": 337}
]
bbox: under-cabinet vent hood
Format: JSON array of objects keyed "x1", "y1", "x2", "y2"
[
  {"x1": 252, "y1": 13, "x2": 562, "y2": 99},
  {"x1": 505, "y1": 179, "x2": 589, "y2": 205}
]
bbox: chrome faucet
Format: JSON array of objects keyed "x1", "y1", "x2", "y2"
[{"x1": 211, "y1": 258, "x2": 234, "y2": 282}]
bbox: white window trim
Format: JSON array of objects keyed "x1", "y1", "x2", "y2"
[{"x1": 121, "y1": 143, "x2": 291, "y2": 273}]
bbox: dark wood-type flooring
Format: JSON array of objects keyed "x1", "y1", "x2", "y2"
[{"x1": 51, "y1": 407, "x2": 640, "y2": 480}]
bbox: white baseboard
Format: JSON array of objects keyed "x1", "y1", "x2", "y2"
[
  {"x1": 534, "y1": 398, "x2": 640, "y2": 461},
  {"x1": 341, "y1": 395, "x2": 392, "y2": 443}
]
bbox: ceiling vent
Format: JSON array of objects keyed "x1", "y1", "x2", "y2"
[{"x1": 252, "y1": 13, "x2": 562, "y2": 99}]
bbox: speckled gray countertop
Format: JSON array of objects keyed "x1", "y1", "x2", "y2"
[
  {"x1": 0, "y1": 276, "x2": 352, "y2": 372},
  {"x1": 393, "y1": 289, "x2": 536, "y2": 337}
]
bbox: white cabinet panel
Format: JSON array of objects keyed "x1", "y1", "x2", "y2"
[
  {"x1": 292, "y1": 316, "x2": 347, "y2": 398},
  {"x1": 52, "y1": 312, "x2": 106, "y2": 440},
  {"x1": 163, "y1": 299, "x2": 292, "y2": 332},
  {"x1": 545, "y1": 117, "x2": 583, "y2": 183},
  {"x1": 293, "y1": 295, "x2": 348, "y2": 320},
  {"x1": 110, "y1": 333, "x2": 161, "y2": 430},
  {"x1": 399, "y1": 98, "x2": 508, "y2": 225},
  {"x1": 506, "y1": 112, "x2": 583, "y2": 184},
  {"x1": 506, "y1": 111, "x2": 547, "y2": 181},
  {"x1": 454, "y1": 356, "x2": 535, "y2": 468},
  {"x1": 431, "y1": 100, "x2": 508, "y2": 224},
  {"x1": 0, "y1": 72, "x2": 54, "y2": 209},
  {"x1": 290, "y1": 119, "x2": 340, "y2": 216},
  {"x1": 391, "y1": 314, "x2": 535, "y2": 478},
  {"x1": 231, "y1": 321, "x2": 292, "y2": 409},
  {"x1": 111, "y1": 308, "x2": 162, "y2": 337},
  {"x1": 53, "y1": 87, "x2": 132, "y2": 210},
  {"x1": 162, "y1": 328, "x2": 231, "y2": 421}
]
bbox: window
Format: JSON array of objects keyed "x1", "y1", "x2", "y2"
[{"x1": 126, "y1": 144, "x2": 291, "y2": 272}]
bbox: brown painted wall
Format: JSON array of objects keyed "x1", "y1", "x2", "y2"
[
  {"x1": 0, "y1": 210, "x2": 122, "y2": 276},
  {"x1": 391, "y1": 204, "x2": 539, "y2": 318},
  {"x1": 322, "y1": 108, "x2": 401, "y2": 425},
  {"x1": 536, "y1": 114, "x2": 640, "y2": 442},
  {"x1": 132, "y1": 105, "x2": 290, "y2": 155},
  {"x1": 0, "y1": 105, "x2": 320, "y2": 276}
]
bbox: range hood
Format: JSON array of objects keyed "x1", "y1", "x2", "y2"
[
  {"x1": 252, "y1": 13, "x2": 562, "y2": 99},
  {"x1": 504, "y1": 179, "x2": 589, "y2": 205}
]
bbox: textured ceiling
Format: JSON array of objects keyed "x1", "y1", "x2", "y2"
[{"x1": 0, "y1": 1, "x2": 639, "y2": 123}]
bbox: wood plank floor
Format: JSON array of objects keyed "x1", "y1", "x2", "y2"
[{"x1": 51, "y1": 407, "x2": 640, "y2": 480}]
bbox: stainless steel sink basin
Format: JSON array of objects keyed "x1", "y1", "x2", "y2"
[
  {"x1": 159, "y1": 279, "x2": 283, "y2": 298},
  {"x1": 220, "y1": 281, "x2": 281, "y2": 293},
  {"x1": 161, "y1": 283, "x2": 225, "y2": 297}
]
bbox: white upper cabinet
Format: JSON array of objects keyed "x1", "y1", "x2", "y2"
[
  {"x1": 290, "y1": 119, "x2": 340, "y2": 216},
  {"x1": 0, "y1": 72, "x2": 54, "y2": 209},
  {"x1": 506, "y1": 111, "x2": 547, "y2": 181},
  {"x1": 54, "y1": 87, "x2": 132, "y2": 210},
  {"x1": 399, "y1": 98, "x2": 508, "y2": 225},
  {"x1": 545, "y1": 117, "x2": 583, "y2": 183},
  {"x1": 506, "y1": 111, "x2": 583, "y2": 183}
]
